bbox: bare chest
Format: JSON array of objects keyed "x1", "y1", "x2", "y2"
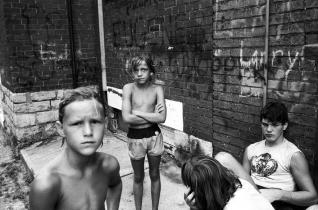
[
  {"x1": 57, "y1": 175, "x2": 108, "y2": 210},
  {"x1": 131, "y1": 88, "x2": 157, "y2": 110}
]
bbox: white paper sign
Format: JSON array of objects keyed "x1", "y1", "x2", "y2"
[
  {"x1": 106, "y1": 86, "x2": 123, "y2": 110},
  {"x1": 162, "y1": 99, "x2": 183, "y2": 131}
]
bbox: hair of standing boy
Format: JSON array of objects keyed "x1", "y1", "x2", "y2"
[{"x1": 130, "y1": 55, "x2": 155, "y2": 80}]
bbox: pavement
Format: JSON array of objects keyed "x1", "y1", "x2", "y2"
[{"x1": 21, "y1": 130, "x2": 189, "y2": 210}]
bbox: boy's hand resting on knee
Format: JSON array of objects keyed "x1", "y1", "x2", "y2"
[
  {"x1": 260, "y1": 188, "x2": 283, "y2": 203},
  {"x1": 184, "y1": 189, "x2": 198, "y2": 210}
]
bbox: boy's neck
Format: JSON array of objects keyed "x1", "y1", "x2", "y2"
[
  {"x1": 135, "y1": 80, "x2": 152, "y2": 88},
  {"x1": 64, "y1": 148, "x2": 97, "y2": 170},
  {"x1": 265, "y1": 136, "x2": 285, "y2": 147}
]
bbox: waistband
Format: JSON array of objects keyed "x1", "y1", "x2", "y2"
[{"x1": 127, "y1": 124, "x2": 161, "y2": 139}]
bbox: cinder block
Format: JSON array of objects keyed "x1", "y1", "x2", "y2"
[
  {"x1": 5, "y1": 95, "x2": 13, "y2": 111},
  {"x1": 14, "y1": 101, "x2": 51, "y2": 113},
  {"x1": 31, "y1": 91, "x2": 56, "y2": 101},
  {"x1": 14, "y1": 113, "x2": 36, "y2": 128},
  {"x1": 50, "y1": 100, "x2": 60, "y2": 109},
  {"x1": 36, "y1": 110, "x2": 58, "y2": 124},
  {"x1": 12, "y1": 93, "x2": 27, "y2": 103},
  {"x1": 57, "y1": 90, "x2": 64, "y2": 99}
]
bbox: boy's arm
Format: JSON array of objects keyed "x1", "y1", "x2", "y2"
[
  {"x1": 122, "y1": 84, "x2": 149, "y2": 125},
  {"x1": 242, "y1": 148, "x2": 251, "y2": 174},
  {"x1": 260, "y1": 152, "x2": 318, "y2": 206},
  {"x1": 132, "y1": 85, "x2": 166, "y2": 123},
  {"x1": 29, "y1": 174, "x2": 60, "y2": 210},
  {"x1": 106, "y1": 157, "x2": 122, "y2": 210}
]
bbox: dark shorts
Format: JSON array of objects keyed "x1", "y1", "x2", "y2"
[{"x1": 127, "y1": 124, "x2": 164, "y2": 160}]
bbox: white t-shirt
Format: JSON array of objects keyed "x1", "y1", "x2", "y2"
[
  {"x1": 246, "y1": 139, "x2": 301, "y2": 191},
  {"x1": 224, "y1": 178, "x2": 274, "y2": 210}
]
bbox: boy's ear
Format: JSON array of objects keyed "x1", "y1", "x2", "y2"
[
  {"x1": 56, "y1": 121, "x2": 65, "y2": 137},
  {"x1": 283, "y1": 122, "x2": 288, "y2": 131}
]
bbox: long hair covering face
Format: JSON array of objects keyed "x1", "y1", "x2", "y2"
[{"x1": 181, "y1": 155, "x2": 241, "y2": 210}]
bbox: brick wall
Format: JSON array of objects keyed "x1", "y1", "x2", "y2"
[
  {"x1": 0, "y1": 0, "x2": 102, "y2": 145},
  {"x1": 0, "y1": 0, "x2": 100, "y2": 93},
  {"x1": 103, "y1": 0, "x2": 318, "y2": 182}
]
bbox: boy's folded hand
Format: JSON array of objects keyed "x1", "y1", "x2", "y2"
[
  {"x1": 155, "y1": 103, "x2": 164, "y2": 113},
  {"x1": 184, "y1": 189, "x2": 198, "y2": 210}
]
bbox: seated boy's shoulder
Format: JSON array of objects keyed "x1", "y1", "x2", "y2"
[
  {"x1": 98, "y1": 153, "x2": 120, "y2": 173},
  {"x1": 247, "y1": 140, "x2": 264, "y2": 149}
]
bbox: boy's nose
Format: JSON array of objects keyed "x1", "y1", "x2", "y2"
[
  {"x1": 83, "y1": 123, "x2": 93, "y2": 136},
  {"x1": 266, "y1": 125, "x2": 273, "y2": 132}
]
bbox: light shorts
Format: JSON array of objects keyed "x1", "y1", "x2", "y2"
[{"x1": 127, "y1": 124, "x2": 164, "y2": 160}]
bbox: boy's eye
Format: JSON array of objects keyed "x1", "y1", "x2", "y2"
[
  {"x1": 271, "y1": 122, "x2": 281, "y2": 126},
  {"x1": 91, "y1": 119, "x2": 101, "y2": 124},
  {"x1": 71, "y1": 121, "x2": 83, "y2": 126},
  {"x1": 134, "y1": 68, "x2": 148, "y2": 73}
]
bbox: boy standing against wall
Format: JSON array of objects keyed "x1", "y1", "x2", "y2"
[
  {"x1": 29, "y1": 87, "x2": 122, "y2": 210},
  {"x1": 122, "y1": 55, "x2": 166, "y2": 210}
]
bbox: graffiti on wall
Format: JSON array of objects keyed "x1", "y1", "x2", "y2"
[
  {"x1": 106, "y1": 0, "x2": 316, "y2": 104},
  {"x1": 5, "y1": 1, "x2": 98, "y2": 91}
]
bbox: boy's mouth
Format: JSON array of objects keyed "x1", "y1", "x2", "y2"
[
  {"x1": 265, "y1": 134, "x2": 274, "y2": 138},
  {"x1": 81, "y1": 141, "x2": 96, "y2": 144}
]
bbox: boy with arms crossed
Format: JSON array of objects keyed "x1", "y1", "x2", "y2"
[
  {"x1": 122, "y1": 55, "x2": 166, "y2": 210},
  {"x1": 29, "y1": 87, "x2": 122, "y2": 210}
]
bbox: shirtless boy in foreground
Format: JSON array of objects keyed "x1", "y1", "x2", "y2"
[
  {"x1": 122, "y1": 55, "x2": 166, "y2": 210},
  {"x1": 29, "y1": 87, "x2": 122, "y2": 210}
]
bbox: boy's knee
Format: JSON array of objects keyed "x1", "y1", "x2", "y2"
[
  {"x1": 134, "y1": 174, "x2": 144, "y2": 183},
  {"x1": 149, "y1": 170, "x2": 160, "y2": 181},
  {"x1": 306, "y1": 204, "x2": 318, "y2": 210},
  {"x1": 215, "y1": 151, "x2": 234, "y2": 165}
]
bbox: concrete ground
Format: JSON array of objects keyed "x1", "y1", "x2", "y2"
[{"x1": 21, "y1": 130, "x2": 189, "y2": 210}]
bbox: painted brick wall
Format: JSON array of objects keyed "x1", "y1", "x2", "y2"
[
  {"x1": 0, "y1": 0, "x2": 100, "y2": 93},
  {"x1": 103, "y1": 0, "x2": 318, "y2": 179}
]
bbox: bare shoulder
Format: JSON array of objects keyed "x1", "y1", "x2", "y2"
[
  {"x1": 98, "y1": 152, "x2": 120, "y2": 174},
  {"x1": 152, "y1": 83, "x2": 164, "y2": 94},
  {"x1": 31, "y1": 155, "x2": 61, "y2": 192},
  {"x1": 123, "y1": 83, "x2": 134, "y2": 92},
  {"x1": 291, "y1": 151, "x2": 308, "y2": 167},
  {"x1": 31, "y1": 169, "x2": 61, "y2": 195}
]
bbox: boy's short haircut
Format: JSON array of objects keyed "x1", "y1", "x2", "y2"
[
  {"x1": 260, "y1": 101, "x2": 288, "y2": 124},
  {"x1": 59, "y1": 87, "x2": 104, "y2": 123},
  {"x1": 130, "y1": 55, "x2": 155, "y2": 74}
]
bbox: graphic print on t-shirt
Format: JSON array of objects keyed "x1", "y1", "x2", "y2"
[{"x1": 250, "y1": 153, "x2": 278, "y2": 177}]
